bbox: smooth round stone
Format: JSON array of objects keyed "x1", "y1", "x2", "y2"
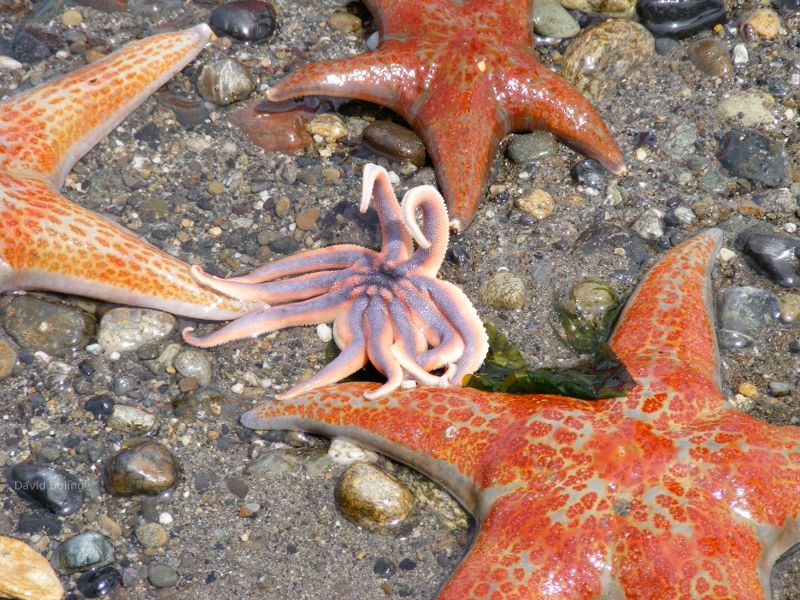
[
  {"x1": 156, "y1": 92, "x2": 210, "y2": 129},
  {"x1": 335, "y1": 462, "x2": 413, "y2": 530},
  {"x1": 84, "y1": 394, "x2": 114, "y2": 419},
  {"x1": 740, "y1": 233, "x2": 800, "y2": 287},
  {"x1": 148, "y1": 563, "x2": 179, "y2": 588},
  {"x1": 533, "y1": 0, "x2": 580, "y2": 38},
  {"x1": 0, "y1": 536, "x2": 63, "y2": 600},
  {"x1": 135, "y1": 522, "x2": 169, "y2": 549},
  {"x1": 103, "y1": 441, "x2": 180, "y2": 497},
  {"x1": 632, "y1": 209, "x2": 665, "y2": 240},
  {"x1": 481, "y1": 272, "x2": 526, "y2": 310},
  {"x1": 3, "y1": 296, "x2": 95, "y2": 356},
  {"x1": 209, "y1": 0, "x2": 276, "y2": 43},
  {"x1": 171, "y1": 387, "x2": 229, "y2": 422},
  {"x1": 97, "y1": 308, "x2": 175, "y2": 353},
  {"x1": 515, "y1": 189, "x2": 555, "y2": 221},
  {"x1": 780, "y1": 294, "x2": 800, "y2": 323},
  {"x1": 577, "y1": 225, "x2": 650, "y2": 284},
  {"x1": 173, "y1": 349, "x2": 213, "y2": 386},
  {"x1": 769, "y1": 381, "x2": 793, "y2": 397},
  {"x1": 76, "y1": 566, "x2": 122, "y2": 598},
  {"x1": 0, "y1": 339, "x2": 16, "y2": 378},
  {"x1": 687, "y1": 39, "x2": 732, "y2": 77},
  {"x1": 108, "y1": 405, "x2": 157, "y2": 434},
  {"x1": 718, "y1": 91, "x2": 775, "y2": 127},
  {"x1": 558, "y1": 0, "x2": 636, "y2": 17},
  {"x1": 506, "y1": 131, "x2": 558, "y2": 164},
  {"x1": 561, "y1": 19, "x2": 654, "y2": 101},
  {"x1": 50, "y1": 532, "x2": 114, "y2": 573},
  {"x1": 571, "y1": 159, "x2": 606, "y2": 188},
  {"x1": 661, "y1": 121, "x2": 697, "y2": 160},
  {"x1": 328, "y1": 11, "x2": 362, "y2": 33},
  {"x1": 741, "y1": 8, "x2": 781, "y2": 39},
  {"x1": 637, "y1": 0, "x2": 727, "y2": 38},
  {"x1": 362, "y1": 120, "x2": 426, "y2": 167},
  {"x1": 196, "y1": 58, "x2": 256, "y2": 106},
  {"x1": 568, "y1": 279, "x2": 617, "y2": 320},
  {"x1": 8, "y1": 463, "x2": 84, "y2": 516},
  {"x1": 716, "y1": 286, "x2": 780, "y2": 349},
  {"x1": 717, "y1": 129, "x2": 789, "y2": 188}
]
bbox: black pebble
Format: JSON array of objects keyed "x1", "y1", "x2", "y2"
[
  {"x1": 571, "y1": 159, "x2": 606, "y2": 189},
  {"x1": 17, "y1": 510, "x2": 63, "y2": 536},
  {"x1": 740, "y1": 232, "x2": 800, "y2": 287},
  {"x1": 11, "y1": 29, "x2": 51, "y2": 63},
  {"x1": 399, "y1": 558, "x2": 417, "y2": 571},
  {"x1": 716, "y1": 129, "x2": 789, "y2": 188},
  {"x1": 209, "y1": 1, "x2": 277, "y2": 43},
  {"x1": 637, "y1": 0, "x2": 727, "y2": 38},
  {"x1": 85, "y1": 394, "x2": 115, "y2": 419},
  {"x1": 269, "y1": 235, "x2": 301, "y2": 254},
  {"x1": 8, "y1": 463, "x2": 84, "y2": 516},
  {"x1": 76, "y1": 566, "x2": 122, "y2": 598},
  {"x1": 447, "y1": 243, "x2": 472, "y2": 268},
  {"x1": 373, "y1": 557, "x2": 396, "y2": 579}
]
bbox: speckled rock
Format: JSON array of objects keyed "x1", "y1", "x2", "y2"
[
  {"x1": 8, "y1": 463, "x2": 84, "y2": 516},
  {"x1": 687, "y1": 39, "x2": 732, "y2": 77},
  {"x1": 741, "y1": 8, "x2": 782, "y2": 39},
  {"x1": 533, "y1": 0, "x2": 580, "y2": 37},
  {"x1": 515, "y1": 189, "x2": 555, "y2": 221},
  {"x1": 718, "y1": 91, "x2": 775, "y2": 127},
  {"x1": 505, "y1": 131, "x2": 559, "y2": 164},
  {"x1": 779, "y1": 293, "x2": 800, "y2": 324},
  {"x1": 173, "y1": 349, "x2": 213, "y2": 386},
  {"x1": 716, "y1": 129, "x2": 789, "y2": 188},
  {"x1": 50, "y1": 532, "x2": 114, "y2": 573},
  {"x1": 632, "y1": 209, "x2": 665, "y2": 240},
  {"x1": 716, "y1": 286, "x2": 780, "y2": 349},
  {"x1": 328, "y1": 11, "x2": 362, "y2": 33},
  {"x1": 335, "y1": 462, "x2": 414, "y2": 530},
  {"x1": 104, "y1": 441, "x2": 179, "y2": 497},
  {"x1": 0, "y1": 536, "x2": 64, "y2": 600},
  {"x1": 558, "y1": 0, "x2": 636, "y2": 17},
  {"x1": 97, "y1": 308, "x2": 175, "y2": 353},
  {"x1": 135, "y1": 522, "x2": 169, "y2": 549},
  {"x1": 362, "y1": 121, "x2": 426, "y2": 167},
  {"x1": 108, "y1": 405, "x2": 157, "y2": 434},
  {"x1": 0, "y1": 339, "x2": 16, "y2": 378},
  {"x1": 3, "y1": 296, "x2": 95, "y2": 356},
  {"x1": 306, "y1": 113, "x2": 348, "y2": 143},
  {"x1": 196, "y1": 58, "x2": 256, "y2": 106},
  {"x1": 661, "y1": 121, "x2": 698, "y2": 160},
  {"x1": 481, "y1": 272, "x2": 526, "y2": 309},
  {"x1": 561, "y1": 19, "x2": 654, "y2": 102},
  {"x1": 328, "y1": 438, "x2": 379, "y2": 465}
]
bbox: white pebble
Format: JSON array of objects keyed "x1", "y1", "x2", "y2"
[
  {"x1": 784, "y1": 223, "x2": 798, "y2": 234},
  {"x1": 158, "y1": 512, "x2": 173, "y2": 525},
  {"x1": 732, "y1": 44, "x2": 748, "y2": 64},
  {"x1": 316, "y1": 323, "x2": 333, "y2": 343},
  {"x1": 718, "y1": 247, "x2": 736, "y2": 262},
  {"x1": 231, "y1": 382, "x2": 245, "y2": 394},
  {"x1": 387, "y1": 170, "x2": 400, "y2": 185},
  {"x1": 0, "y1": 56, "x2": 22, "y2": 70},
  {"x1": 328, "y1": 438, "x2": 378, "y2": 465}
]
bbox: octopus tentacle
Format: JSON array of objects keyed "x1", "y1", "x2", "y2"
[
  {"x1": 363, "y1": 296, "x2": 406, "y2": 400},
  {"x1": 361, "y1": 163, "x2": 412, "y2": 263},
  {"x1": 399, "y1": 185, "x2": 450, "y2": 277}
]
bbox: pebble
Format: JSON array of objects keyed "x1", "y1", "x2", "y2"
[
  {"x1": 738, "y1": 382, "x2": 758, "y2": 397},
  {"x1": 50, "y1": 532, "x2": 114, "y2": 573},
  {"x1": 104, "y1": 441, "x2": 180, "y2": 496},
  {"x1": 481, "y1": 271, "x2": 526, "y2": 309},
  {"x1": 108, "y1": 405, "x2": 157, "y2": 434},
  {"x1": 632, "y1": 209, "x2": 665, "y2": 240},
  {"x1": 716, "y1": 286, "x2": 780, "y2": 349},
  {"x1": 0, "y1": 339, "x2": 16, "y2": 378},
  {"x1": 769, "y1": 381, "x2": 793, "y2": 397},
  {"x1": 62, "y1": 8, "x2": 83, "y2": 26},
  {"x1": 532, "y1": 0, "x2": 580, "y2": 38},
  {"x1": 561, "y1": 19, "x2": 654, "y2": 101},
  {"x1": 716, "y1": 129, "x2": 789, "y2": 188},
  {"x1": 157, "y1": 93, "x2": 209, "y2": 129},
  {"x1": 505, "y1": 131, "x2": 558, "y2": 164},
  {"x1": 637, "y1": 0, "x2": 727, "y2": 38},
  {"x1": 328, "y1": 11, "x2": 362, "y2": 33},
  {"x1": 571, "y1": 159, "x2": 606, "y2": 189},
  {"x1": 8, "y1": 463, "x2": 84, "y2": 516},
  {"x1": 559, "y1": 0, "x2": 636, "y2": 15},
  {"x1": 225, "y1": 476, "x2": 250, "y2": 498},
  {"x1": 0, "y1": 536, "x2": 63, "y2": 600},
  {"x1": 209, "y1": 0, "x2": 276, "y2": 42},
  {"x1": 741, "y1": 8, "x2": 782, "y2": 39},
  {"x1": 247, "y1": 450, "x2": 302, "y2": 477},
  {"x1": 3, "y1": 296, "x2": 95, "y2": 356},
  {"x1": 135, "y1": 522, "x2": 169, "y2": 549},
  {"x1": 295, "y1": 207, "x2": 320, "y2": 231},
  {"x1": 577, "y1": 225, "x2": 650, "y2": 284},
  {"x1": 174, "y1": 349, "x2": 213, "y2": 386},
  {"x1": 661, "y1": 121, "x2": 697, "y2": 160},
  {"x1": 335, "y1": 462, "x2": 414, "y2": 530},
  {"x1": 196, "y1": 58, "x2": 256, "y2": 106},
  {"x1": 306, "y1": 113, "x2": 349, "y2": 143},
  {"x1": 732, "y1": 44, "x2": 748, "y2": 65},
  {"x1": 687, "y1": 39, "x2": 732, "y2": 78},
  {"x1": 316, "y1": 323, "x2": 333, "y2": 343},
  {"x1": 515, "y1": 189, "x2": 555, "y2": 221},
  {"x1": 740, "y1": 233, "x2": 800, "y2": 287},
  {"x1": 328, "y1": 438, "x2": 379, "y2": 465},
  {"x1": 76, "y1": 566, "x2": 122, "y2": 598},
  {"x1": 148, "y1": 563, "x2": 179, "y2": 588},
  {"x1": 11, "y1": 29, "x2": 52, "y2": 63},
  {"x1": 718, "y1": 91, "x2": 775, "y2": 127},
  {"x1": 229, "y1": 101, "x2": 313, "y2": 153},
  {"x1": 97, "y1": 308, "x2": 176, "y2": 353},
  {"x1": 780, "y1": 294, "x2": 800, "y2": 323},
  {"x1": 362, "y1": 121, "x2": 426, "y2": 167},
  {"x1": 567, "y1": 279, "x2": 617, "y2": 322}
]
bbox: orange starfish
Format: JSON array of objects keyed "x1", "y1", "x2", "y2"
[
  {"x1": 244, "y1": 229, "x2": 800, "y2": 599},
  {"x1": 0, "y1": 25, "x2": 257, "y2": 320},
  {"x1": 267, "y1": 0, "x2": 625, "y2": 231}
]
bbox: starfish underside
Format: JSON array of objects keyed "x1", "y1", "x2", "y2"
[
  {"x1": 0, "y1": 26, "x2": 258, "y2": 320},
  {"x1": 267, "y1": 0, "x2": 625, "y2": 230},
  {"x1": 244, "y1": 229, "x2": 800, "y2": 599},
  {"x1": 184, "y1": 164, "x2": 488, "y2": 399}
]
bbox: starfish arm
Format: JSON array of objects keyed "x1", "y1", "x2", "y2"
[
  {"x1": 399, "y1": 185, "x2": 449, "y2": 277},
  {"x1": 361, "y1": 163, "x2": 412, "y2": 262},
  {"x1": 189, "y1": 266, "x2": 353, "y2": 304},
  {"x1": 277, "y1": 298, "x2": 369, "y2": 400},
  {"x1": 609, "y1": 229, "x2": 725, "y2": 421},
  {"x1": 242, "y1": 384, "x2": 527, "y2": 513},
  {"x1": 0, "y1": 177, "x2": 255, "y2": 320},
  {"x1": 385, "y1": 292, "x2": 427, "y2": 358},
  {"x1": 411, "y1": 276, "x2": 489, "y2": 385},
  {"x1": 0, "y1": 26, "x2": 211, "y2": 188},
  {"x1": 182, "y1": 286, "x2": 357, "y2": 347},
  {"x1": 266, "y1": 45, "x2": 421, "y2": 111},
  {"x1": 222, "y1": 244, "x2": 377, "y2": 284},
  {"x1": 496, "y1": 46, "x2": 625, "y2": 175},
  {"x1": 363, "y1": 296, "x2": 405, "y2": 399}
]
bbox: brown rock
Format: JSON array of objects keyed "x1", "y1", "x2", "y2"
[
  {"x1": 0, "y1": 536, "x2": 64, "y2": 600},
  {"x1": 363, "y1": 120, "x2": 426, "y2": 167},
  {"x1": 295, "y1": 208, "x2": 320, "y2": 231},
  {"x1": 687, "y1": 39, "x2": 732, "y2": 78},
  {"x1": 104, "y1": 441, "x2": 179, "y2": 496}
]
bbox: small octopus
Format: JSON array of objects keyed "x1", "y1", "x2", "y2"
[{"x1": 184, "y1": 164, "x2": 488, "y2": 400}]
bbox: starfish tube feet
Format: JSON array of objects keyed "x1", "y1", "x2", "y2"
[{"x1": 182, "y1": 164, "x2": 488, "y2": 398}]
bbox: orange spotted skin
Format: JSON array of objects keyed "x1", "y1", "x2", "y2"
[
  {"x1": 0, "y1": 26, "x2": 257, "y2": 320},
  {"x1": 244, "y1": 229, "x2": 800, "y2": 599}
]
